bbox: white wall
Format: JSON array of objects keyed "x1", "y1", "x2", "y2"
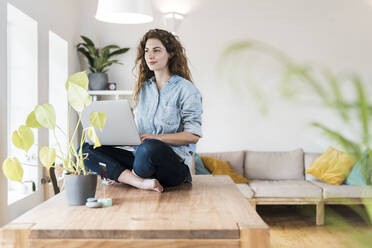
[
  {"x1": 0, "y1": 0, "x2": 81, "y2": 226},
  {"x1": 181, "y1": 0, "x2": 372, "y2": 153},
  {"x1": 79, "y1": 0, "x2": 372, "y2": 154}
]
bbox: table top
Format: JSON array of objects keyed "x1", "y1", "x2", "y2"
[{"x1": 11, "y1": 175, "x2": 267, "y2": 240}]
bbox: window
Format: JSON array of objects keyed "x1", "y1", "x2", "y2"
[
  {"x1": 49, "y1": 31, "x2": 68, "y2": 167},
  {"x1": 7, "y1": 3, "x2": 38, "y2": 204}
]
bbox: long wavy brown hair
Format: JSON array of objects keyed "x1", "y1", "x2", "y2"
[{"x1": 132, "y1": 29, "x2": 192, "y2": 106}]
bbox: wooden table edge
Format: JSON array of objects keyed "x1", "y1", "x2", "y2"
[
  {"x1": 1, "y1": 222, "x2": 270, "y2": 248},
  {"x1": 238, "y1": 222, "x2": 270, "y2": 248}
]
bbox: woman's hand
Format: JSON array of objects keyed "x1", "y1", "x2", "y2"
[{"x1": 140, "y1": 134, "x2": 161, "y2": 142}]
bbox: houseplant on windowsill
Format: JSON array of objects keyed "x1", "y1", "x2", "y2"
[
  {"x1": 2, "y1": 71, "x2": 107, "y2": 205},
  {"x1": 77, "y1": 35, "x2": 130, "y2": 90}
]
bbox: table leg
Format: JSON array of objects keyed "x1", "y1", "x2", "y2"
[
  {"x1": 0, "y1": 223, "x2": 34, "y2": 248},
  {"x1": 240, "y1": 226, "x2": 270, "y2": 248}
]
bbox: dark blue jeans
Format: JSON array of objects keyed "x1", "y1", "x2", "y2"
[{"x1": 81, "y1": 139, "x2": 191, "y2": 187}]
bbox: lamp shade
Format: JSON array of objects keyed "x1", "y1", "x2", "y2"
[{"x1": 95, "y1": 0, "x2": 153, "y2": 24}]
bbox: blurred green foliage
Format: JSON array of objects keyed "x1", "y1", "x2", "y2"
[
  {"x1": 221, "y1": 40, "x2": 372, "y2": 247},
  {"x1": 221, "y1": 40, "x2": 371, "y2": 161}
]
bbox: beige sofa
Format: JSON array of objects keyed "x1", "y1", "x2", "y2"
[{"x1": 195, "y1": 149, "x2": 372, "y2": 225}]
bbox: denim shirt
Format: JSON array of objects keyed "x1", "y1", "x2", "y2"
[{"x1": 133, "y1": 74, "x2": 203, "y2": 170}]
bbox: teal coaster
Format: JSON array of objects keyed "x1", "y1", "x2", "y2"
[{"x1": 98, "y1": 198, "x2": 112, "y2": 207}]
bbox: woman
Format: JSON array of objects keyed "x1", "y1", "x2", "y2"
[{"x1": 82, "y1": 29, "x2": 203, "y2": 192}]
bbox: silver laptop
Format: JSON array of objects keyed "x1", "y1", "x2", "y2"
[{"x1": 81, "y1": 100, "x2": 141, "y2": 146}]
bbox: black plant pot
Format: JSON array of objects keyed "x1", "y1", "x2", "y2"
[
  {"x1": 88, "y1": 72, "x2": 108, "y2": 90},
  {"x1": 65, "y1": 174, "x2": 97, "y2": 205}
]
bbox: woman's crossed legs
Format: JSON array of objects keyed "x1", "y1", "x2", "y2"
[{"x1": 81, "y1": 139, "x2": 190, "y2": 192}]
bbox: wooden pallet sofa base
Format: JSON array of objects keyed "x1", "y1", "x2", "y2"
[
  {"x1": 247, "y1": 197, "x2": 372, "y2": 226},
  {"x1": 248, "y1": 198, "x2": 324, "y2": 225}
]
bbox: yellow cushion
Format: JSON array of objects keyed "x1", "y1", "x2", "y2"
[
  {"x1": 306, "y1": 146, "x2": 356, "y2": 185},
  {"x1": 200, "y1": 156, "x2": 249, "y2": 183}
]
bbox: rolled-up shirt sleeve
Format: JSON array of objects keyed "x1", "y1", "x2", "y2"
[{"x1": 180, "y1": 93, "x2": 203, "y2": 137}]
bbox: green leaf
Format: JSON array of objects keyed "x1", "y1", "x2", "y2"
[
  {"x1": 298, "y1": 67, "x2": 329, "y2": 105},
  {"x1": 2, "y1": 158, "x2": 23, "y2": 182},
  {"x1": 89, "y1": 112, "x2": 106, "y2": 131},
  {"x1": 352, "y1": 75, "x2": 369, "y2": 146},
  {"x1": 103, "y1": 44, "x2": 120, "y2": 51},
  {"x1": 87, "y1": 45, "x2": 99, "y2": 58},
  {"x1": 77, "y1": 42, "x2": 98, "y2": 58},
  {"x1": 100, "y1": 60, "x2": 122, "y2": 71},
  {"x1": 311, "y1": 122, "x2": 362, "y2": 158},
  {"x1": 102, "y1": 45, "x2": 120, "y2": 59},
  {"x1": 94, "y1": 56, "x2": 105, "y2": 72},
  {"x1": 279, "y1": 67, "x2": 297, "y2": 99},
  {"x1": 323, "y1": 70, "x2": 349, "y2": 121},
  {"x1": 12, "y1": 125, "x2": 34, "y2": 152},
  {"x1": 77, "y1": 43, "x2": 93, "y2": 52},
  {"x1": 67, "y1": 83, "x2": 91, "y2": 112},
  {"x1": 77, "y1": 47, "x2": 94, "y2": 68},
  {"x1": 87, "y1": 127, "x2": 101, "y2": 149},
  {"x1": 25, "y1": 111, "x2": 43, "y2": 128},
  {"x1": 368, "y1": 149, "x2": 372, "y2": 185},
  {"x1": 108, "y1": 47, "x2": 130, "y2": 59},
  {"x1": 39, "y1": 146, "x2": 56, "y2": 169},
  {"x1": 35, "y1": 104, "x2": 56, "y2": 129},
  {"x1": 80, "y1": 35, "x2": 95, "y2": 48},
  {"x1": 279, "y1": 64, "x2": 309, "y2": 100},
  {"x1": 107, "y1": 59, "x2": 121, "y2": 65},
  {"x1": 65, "y1": 71, "x2": 89, "y2": 90}
]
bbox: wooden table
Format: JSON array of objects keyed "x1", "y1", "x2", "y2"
[{"x1": 1, "y1": 175, "x2": 269, "y2": 248}]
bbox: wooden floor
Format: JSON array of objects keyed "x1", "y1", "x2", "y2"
[{"x1": 256, "y1": 205, "x2": 372, "y2": 248}]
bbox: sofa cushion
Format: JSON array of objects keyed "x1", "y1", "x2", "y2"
[
  {"x1": 236, "y1": 183, "x2": 254, "y2": 198},
  {"x1": 311, "y1": 181, "x2": 372, "y2": 198},
  {"x1": 200, "y1": 156, "x2": 249, "y2": 183},
  {"x1": 199, "y1": 151, "x2": 244, "y2": 176},
  {"x1": 344, "y1": 152, "x2": 371, "y2": 186},
  {"x1": 249, "y1": 180, "x2": 322, "y2": 198},
  {"x1": 304, "y1": 152, "x2": 322, "y2": 181},
  {"x1": 244, "y1": 149, "x2": 304, "y2": 180},
  {"x1": 306, "y1": 147, "x2": 356, "y2": 185},
  {"x1": 194, "y1": 153, "x2": 211, "y2": 175}
]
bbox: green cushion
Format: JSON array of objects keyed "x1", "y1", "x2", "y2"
[
  {"x1": 194, "y1": 153, "x2": 210, "y2": 175},
  {"x1": 344, "y1": 152, "x2": 371, "y2": 186}
]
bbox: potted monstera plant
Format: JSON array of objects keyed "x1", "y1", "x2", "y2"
[
  {"x1": 77, "y1": 35, "x2": 130, "y2": 90},
  {"x1": 2, "y1": 71, "x2": 106, "y2": 205}
]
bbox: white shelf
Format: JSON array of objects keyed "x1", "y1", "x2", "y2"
[
  {"x1": 88, "y1": 90, "x2": 133, "y2": 95},
  {"x1": 88, "y1": 90, "x2": 133, "y2": 101}
]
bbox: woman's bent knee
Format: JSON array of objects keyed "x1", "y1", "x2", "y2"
[{"x1": 136, "y1": 139, "x2": 166, "y2": 157}]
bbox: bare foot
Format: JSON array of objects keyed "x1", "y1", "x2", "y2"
[
  {"x1": 131, "y1": 169, "x2": 138, "y2": 177},
  {"x1": 141, "y1": 178, "x2": 164, "y2": 193},
  {"x1": 105, "y1": 179, "x2": 117, "y2": 185},
  {"x1": 117, "y1": 169, "x2": 164, "y2": 192}
]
